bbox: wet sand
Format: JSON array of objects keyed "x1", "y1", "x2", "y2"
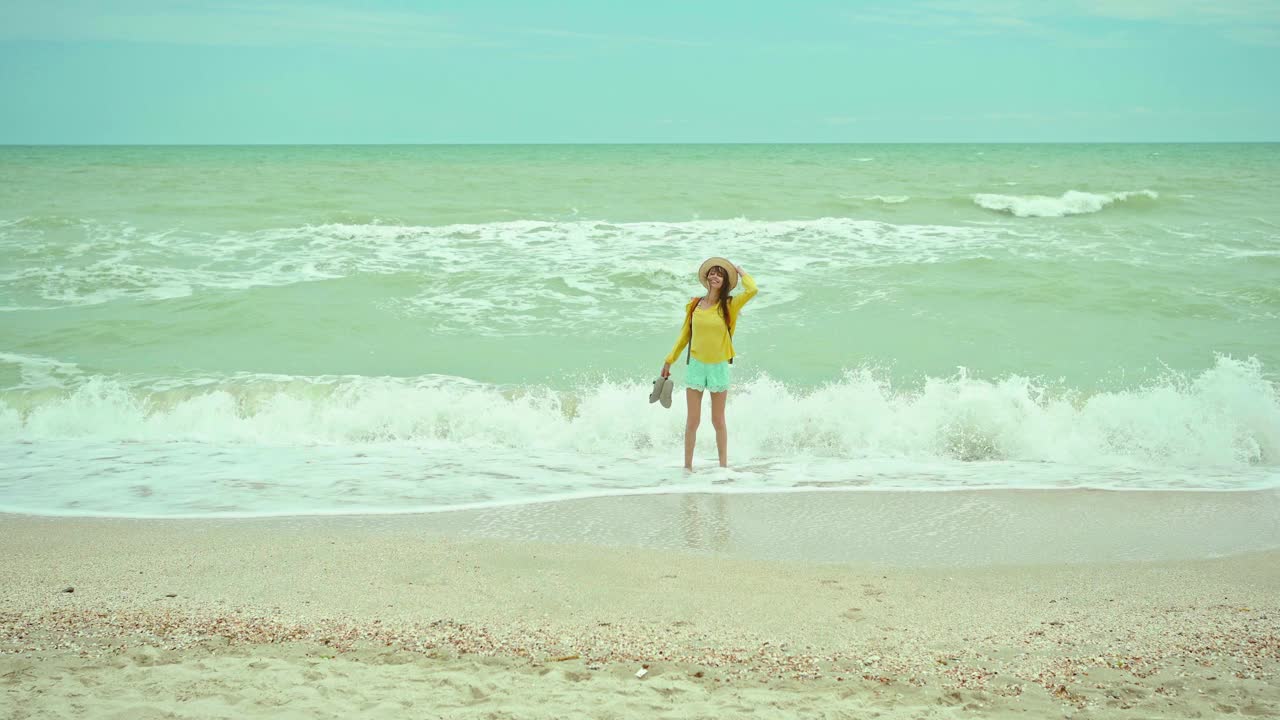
[{"x1": 3, "y1": 489, "x2": 1279, "y2": 718}]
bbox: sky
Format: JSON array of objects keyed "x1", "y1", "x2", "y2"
[{"x1": 0, "y1": 0, "x2": 1277, "y2": 143}]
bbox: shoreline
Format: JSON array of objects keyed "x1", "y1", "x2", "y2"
[
  {"x1": 4, "y1": 490, "x2": 1279, "y2": 717},
  {"x1": 6, "y1": 486, "x2": 1276, "y2": 566}
]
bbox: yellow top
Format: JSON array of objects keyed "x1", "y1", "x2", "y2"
[{"x1": 665, "y1": 272, "x2": 758, "y2": 365}]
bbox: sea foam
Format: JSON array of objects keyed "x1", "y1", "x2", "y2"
[
  {"x1": 840, "y1": 195, "x2": 911, "y2": 204},
  {"x1": 3, "y1": 357, "x2": 1278, "y2": 518},
  {"x1": 973, "y1": 190, "x2": 1158, "y2": 217},
  {"x1": 4, "y1": 356, "x2": 1276, "y2": 472},
  {"x1": 0, "y1": 217, "x2": 1014, "y2": 314}
]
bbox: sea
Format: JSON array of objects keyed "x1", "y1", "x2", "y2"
[{"x1": 2, "y1": 143, "x2": 1278, "y2": 518}]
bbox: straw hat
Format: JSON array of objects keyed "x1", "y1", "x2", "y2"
[{"x1": 698, "y1": 257, "x2": 738, "y2": 291}]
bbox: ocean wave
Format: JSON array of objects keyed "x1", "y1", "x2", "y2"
[
  {"x1": 973, "y1": 190, "x2": 1159, "y2": 218},
  {"x1": 840, "y1": 194, "x2": 910, "y2": 204},
  {"x1": 3, "y1": 356, "x2": 1276, "y2": 472},
  {"x1": 0, "y1": 351, "x2": 84, "y2": 389},
  {"x1": 0, "y1": 218, "x2": 1017, "y2": 313},
  {"x1": 0, "y1": 215, "x2": 87, "y2": 232}
]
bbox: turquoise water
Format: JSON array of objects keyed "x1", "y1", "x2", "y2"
[{"x1": 2, "y1": 144, "x2": 1278, "y2": 516}]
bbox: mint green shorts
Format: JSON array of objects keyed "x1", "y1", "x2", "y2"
[{"x1": 686, "y1": 358, "x2": 731, "y2": 393}]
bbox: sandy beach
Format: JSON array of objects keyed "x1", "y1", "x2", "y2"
[{"x1": 3, "y1": 490, "x2": 1279, "y2": 719}]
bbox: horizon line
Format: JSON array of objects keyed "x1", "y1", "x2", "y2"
[{"x1": 3, "y1": 140, "x2": 1279, "y2": 147}]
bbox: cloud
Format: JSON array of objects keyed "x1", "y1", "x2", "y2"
[
  {"x1": 514, "y1": 28, "x2": 707, "y2": 49},
  {"x1": 0, "y1": 2, "x2": 708, "y2": 51},
  {"x1": 1073, "y1": 0, "x2": 1280, "y2": 25},
  {"x1": 843, "y1": 3, "x2": 1047, "y2": 36},
  {"x1": 1223, "y1": 26, "x2": 1280, "y2": 47},
  {"x1": 842, "y1": 0, "x2": 1280, "y2": 45},
  {"x1": 1076, "y1": 0, "x2": 1280, "y2": 46},
  {"x1": 984, "y1": 111, "x2": 1040, "y2": 122},
  {"x1": 0, "y1": 1, "x2": 490, "y2": 48}
]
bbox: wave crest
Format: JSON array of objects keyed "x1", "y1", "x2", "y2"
[
  {"x1": 973, "y1": 190, "x2": 1158, "y2": 218},
  {"x1": 3, "y1": 356, "x2": 1276, "y2": 473}
]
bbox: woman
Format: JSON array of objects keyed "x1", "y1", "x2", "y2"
[{"x1": 661, "y1": 257, "x2": 758, "y2": 471}]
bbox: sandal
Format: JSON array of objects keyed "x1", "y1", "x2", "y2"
[
  {"x1": 649, "y1": 375, "x2": 674, "y2": 407},
  {"x1": 649, "y1": 376, "x2": 666, "y2": 404}
]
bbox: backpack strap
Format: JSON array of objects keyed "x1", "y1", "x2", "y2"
[
  {"x1": 684, "y1": 297, "x2": 698, "y2": 365},
  {"x1": 684, "y1": 296, "x2": 736, "y2": 365}
]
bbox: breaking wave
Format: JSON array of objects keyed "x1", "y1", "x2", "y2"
[{"x1": 974, "y1": 190, "x2": 1159, "y2": 218}]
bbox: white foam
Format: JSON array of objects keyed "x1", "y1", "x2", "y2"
[
  {"x1": 973, "y1": 190, "x2": 1159, "y2": 218},
  {"x1": 3, "y1": 358, "x2": 1278, "y2": 517},
  {"x1": 841, "y1": 195, "x2": 910, "y2": 204},
  {"x1": 4, "y1": 356, "x2": 1276, "y2": 472},
  {"x1": 0, "y1": 351, "x2": 84, "y2": 388},
  {"x1": 2, "y1": 218, "x2": 1027, "y2": 333}
]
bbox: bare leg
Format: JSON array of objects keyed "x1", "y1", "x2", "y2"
[
  {"x1": 684, "y1": 388, "x2": 703, "y2": 471},
  {"x1": 710, "y1": 390, "x2": 728, "y2": 467}
]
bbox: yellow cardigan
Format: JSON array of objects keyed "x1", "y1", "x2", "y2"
[{"x1": 664, "y1": 272, "x2": 758, "y2": 365}]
